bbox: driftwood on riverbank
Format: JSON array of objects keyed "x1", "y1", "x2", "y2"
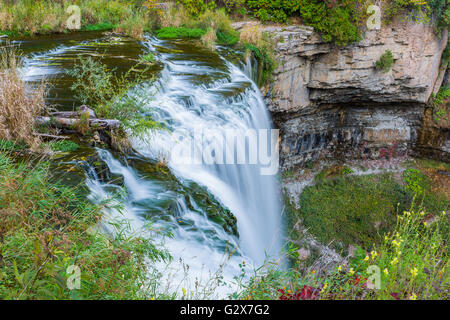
[
  {"x1": 36, "y1": 116, "x2": 120, "y2": 130},
  {"x1": 36, "y1": 105, "x2": 130, "y2": 152},
  {"x1": 37, "y1": 105, "x2": 120, "y2": 131}
]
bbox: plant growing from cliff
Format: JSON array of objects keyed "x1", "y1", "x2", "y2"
[
  {"x1": 430, "y1": 85, "x2": 449, "y2": 122},
  {"x1": 375, "y1": 49, "x2": 394, "y2": 73}
]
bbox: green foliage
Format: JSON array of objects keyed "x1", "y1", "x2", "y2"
[
  {"x1": 0, "y1": 139, "x2": 27, "y2": 152},
  {"x1": 237, "y1": 167, "x2": 449, "y2": 300},
  {"x1": 47, "y1": 140, "x2": 80, "y2": 153},
  {"x1": 244, "y1": 0, "x2": 361, "y2": 45},
  {"x1": 297, "y1": 174, "x2": 410, "y2": 251},
  {"x1": 376, "y1": 49, "x2": 394, "y2": 73},
  {"x1": 176, "y1": 0, "x2": 217, "y2": 16},
  {"x1": 427, "y1": 0, "x2": 450, "y2": 32},
  {"x1": 0, "y1": 153, "x2": 170, "y2": 299},
  {"x1": 141, "y1": 53, "x2": 155, "y2": 63},
  {"x1": 245, "y1": 0, "x2": 300, "y2": 23},
  {"x1": 244, "y1": 43, "x2": 276, "y2": 86},
  {"x1": 403, "y1": 168, "x2": 424, "y2": 196},
  {"x1": 430, "y1": 85, "x2": 450, "y2": 122},
  {"x1": 80, "y1": 22, "x2": 116, "y2": 32},
  {"x1": 216, "y1": 29, "x2": 239, "y2": 45},
  {"x1": 67, "y1": 56, "x2": 160, "y2": 137},
  {"x1": 154, "y1": 26, "x2": 206, "y2": 39}
]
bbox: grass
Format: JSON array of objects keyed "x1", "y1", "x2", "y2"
[
  {"x1": 293, "y1": 168, "x2": 448, "y2": 253},
  {"x1": 0, "y1": 152, "x2": 170, "y2": 299},
  {"x1": 0, "y1": 0, "x2": 154, "y2": 38},
  {"x1": 234, "y1": 181, "x2": 449, "y2": 300},
  {"x1": 80, "y1": 22, "x2": 116, "y2": 32},
  {"x1": 46, "y1": 140, "x2": 80, "y2": 153},
  {"x1": 234, "y1": 159, "x2": 449, "y2": 300},
  {"x1": 0, "y1": 44, "x2": 45, "y2": 149},
  {"x1": 154, "y1": 26, "x2": 206, "y2": 39},
  {"x1": 297, "y1": 173, "x2": 410, "y2": 252}
]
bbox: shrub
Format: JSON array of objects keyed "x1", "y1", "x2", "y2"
[
  {"x1": 176, "y1": 0, "x2": 217, "y2": 16},
  {"x1": 67, "y1": 56, "x2": 160, "y2": 138},
  {"x1": 245, "y1": 0, "x2": 300, "y2": 23},
  {"x1": 376, "y1": 49, "x2": 394, "y2": 73}
]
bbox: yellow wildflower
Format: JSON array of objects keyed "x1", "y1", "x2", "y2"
[
  {"x1": 391, "y1": 257, "x2": 398, "y2": 265},
  {"x1": 349, "y1": 268, "x2": 355, "y2": 275},
  {"x1": 363, "y1": 256, "x2": 369, "y2": 262},
  {"x1": 337, "y1": 265, "x2": 342, "y2": 272},
  {"x1": 370, "y1": 251, "x2": 377, "y2": 259},
  {"x1": 384, "y1": 268, "x2": 389, "y2": 275},
  {"x1": 410, "y1": 267, "x2": 418, "y2": 277},
  {"x1": 409, "y1": 293, "x2": 417, "y2": 300}
]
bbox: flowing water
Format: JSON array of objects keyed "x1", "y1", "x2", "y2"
[{"x1": 9, "y1": 32, "x2": 283, "y2": 297}]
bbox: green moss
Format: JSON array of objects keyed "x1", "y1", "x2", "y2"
[{"x1": 154, "y1": 27, "x2": 206, "y2": 39}]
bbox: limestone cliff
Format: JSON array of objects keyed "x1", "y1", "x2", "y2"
[{"x1": 236, "y1": 20, "x2": 449, "y2": 169}]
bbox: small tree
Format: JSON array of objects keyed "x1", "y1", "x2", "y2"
[{"x1": 376, "y1": 49, "x2": 394, "y2": 73}]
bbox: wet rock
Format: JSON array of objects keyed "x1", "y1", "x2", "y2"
[
  {"x1": 78, "y1": 105, "x2": 96, "y2": 118},
  {"x1": 297, "y1": 247, "x2": 310, "y2": 261},
  {"x1": 86, "y1": 154, "x2": 124, "y2": 186}
]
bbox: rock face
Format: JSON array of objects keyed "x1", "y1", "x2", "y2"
[{"x1": 238, "y1": 21, "x2": 449, "y2": 168}]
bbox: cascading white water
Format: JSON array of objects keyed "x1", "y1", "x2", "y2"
[
  {"x1": 18, "y1": 34, "x2": 284, "y2": 298},
  {"x1": 137, "y1": 38, "x2": 283, "y2": 264}
]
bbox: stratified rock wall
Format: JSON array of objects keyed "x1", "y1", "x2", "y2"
[{"x1": 235, "y1": 20, "x2": 449, "y2": 168}]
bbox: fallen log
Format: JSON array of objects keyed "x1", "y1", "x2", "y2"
[
  {"x1": 36, "y1": 116, "x2": 120, "y2": 130},
  {"x1": 49, "y1": 105, "x2": 97, "y2": 119},
  {"x1": 34, "y1": 133, "x2": 70, "y2": 140}
]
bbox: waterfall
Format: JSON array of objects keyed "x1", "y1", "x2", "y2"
[
  {"x1": 18, "y1": 34, "x2": 284, "y2": 297},
  {"x1": 135, "y1": 37, "x2": 283, "y2": 264}
]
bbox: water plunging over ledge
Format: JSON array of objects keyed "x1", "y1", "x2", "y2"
[{"x1": 16, "y1": 32, "x2": 284, "y2": 297}]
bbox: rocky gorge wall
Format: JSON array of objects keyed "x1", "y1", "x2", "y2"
[{"x1": 236, "y1": 20, "x2": 449, "y2": 169}]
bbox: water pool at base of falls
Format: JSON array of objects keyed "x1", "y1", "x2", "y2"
[{"x1": 12, "y1": 32, "x2": 284, "y2": 298}]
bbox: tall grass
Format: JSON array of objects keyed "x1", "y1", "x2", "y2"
[
  {"x1": 0, "y1": 150, "x2": 171, "y2": 299},
  {"x1": 0, "y1": 0, "x2": 153, "y2": 37},
  {"x1": 233, "y1": 204, "x2": 449, "y2": 300},
  {"x1": 0, "y1": 44, "x2": 45, "y2": 149}
]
